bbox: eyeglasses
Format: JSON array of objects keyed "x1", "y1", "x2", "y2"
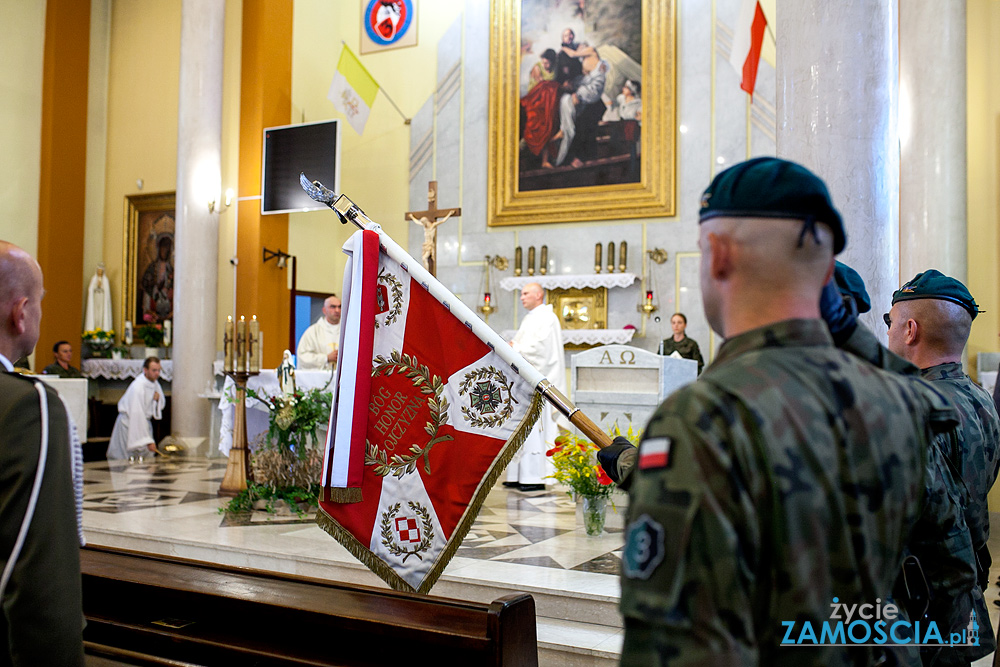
[{"x1": 883, "y1": 313, "x2": 891, "y2": 329}]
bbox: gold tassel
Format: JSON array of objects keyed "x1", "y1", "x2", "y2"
[{"x1": 323, "y1": 486, "x2": 363, "y2": 504}]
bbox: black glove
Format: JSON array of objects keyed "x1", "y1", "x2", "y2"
[
  {"x1": 597, "y1": 436, "x2": 637, "y2": 485},
  {"x1": 819, "y1": 277, "x2": 858, "y2": 346}
]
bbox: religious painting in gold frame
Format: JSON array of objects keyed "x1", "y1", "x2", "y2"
[
  {"x1": 122, "y1": 192, "x2": 176, "y2": 332},
  {"x1": 548, "y1": 287, "x2": 607, "y2": 330},
  {"x1": 488, "y1": 0, "x2": 676, "y2": 226}
]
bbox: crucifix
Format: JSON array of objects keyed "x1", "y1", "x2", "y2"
[{"x1": 406, "y1": 181, "x2": 461, "y2": 277}]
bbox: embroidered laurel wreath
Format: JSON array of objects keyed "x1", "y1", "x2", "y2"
[
  {"x1": 375, "y1": 267, "x2": 404, "y2": 329},
  {"x1": 365, "y1": 351, "x2": 453, "y2": 478},
  {"x1": 379, "y1": 501, "x2": 434, "y2": 562},
  {"x1": 458, "y1": 366, "x2": 518, "y2": 429}
]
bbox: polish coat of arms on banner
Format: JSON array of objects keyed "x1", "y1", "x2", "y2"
[{"x1": 318, "y1": 230, "x2": 542, "y2": 593}]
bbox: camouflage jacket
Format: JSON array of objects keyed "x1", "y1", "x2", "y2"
[
  {"x1": 620, "y1": 319, "x2": 977, "y2": 667},
  {"x1": 920, "y1": 363, "x2": 1000, "y2": 573},
  {"x1": 659, "y1": 336, "x2": 704, "y2": 375}
]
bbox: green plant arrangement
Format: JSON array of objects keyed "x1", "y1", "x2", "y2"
[
  {"x1": 221, "y1": 386, "x2": 333, "y2": 517},
  {"x1": 82, "y1": 328, "x2": 115, "y2": 357},
  {"x1": 134, "y1": 323, "x2": 164, "y2": 348}
]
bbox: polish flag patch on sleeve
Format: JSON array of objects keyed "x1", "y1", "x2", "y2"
[{"x1": 638, "y1": 437, "x2": 672, "y2": 470}]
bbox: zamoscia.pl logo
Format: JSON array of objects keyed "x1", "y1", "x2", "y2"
[{"x1": 780, "y1": 598, "x2": 979, "y2": 647}]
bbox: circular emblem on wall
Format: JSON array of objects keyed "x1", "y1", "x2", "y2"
[{"x1": 364, "y1": 0, "x2": 414, "y2": 47}]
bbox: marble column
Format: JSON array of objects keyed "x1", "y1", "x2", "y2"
[
  {"x1": 776, "y1": 1, "x2": 898, "y2": 336},
  {"x1": 900, "y1": 2, "x2": 967, "y2": 283},
  {"x1": 173, "y1": 0, "x2": 224, "y2": 441}
]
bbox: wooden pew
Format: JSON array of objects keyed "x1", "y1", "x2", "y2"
[{"x1": 80, "y1": 545, "x2": 537, "y2": 666}]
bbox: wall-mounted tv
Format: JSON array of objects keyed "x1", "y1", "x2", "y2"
[{"x1": 261, "y1": 119, "x2": 341, "y2": 215}]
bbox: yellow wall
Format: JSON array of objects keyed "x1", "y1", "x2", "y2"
[
  {"x1": 0, "y1": 2, "x2": 46, "y2": 254},
  {"x1": 288, "y1": 0, "x2": 464, "y2": 294},
  {"x1": 101, "y1": 0, "x2": 181, "y2": 336},
  {"x1": 967, "y1": 0, "x2": 1000, "y2": 508}
]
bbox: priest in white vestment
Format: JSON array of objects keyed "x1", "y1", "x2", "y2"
[
  {"x1": 106, "y1": 357, "x2": 165, "y2": 460},
  {"x1": 507, "y1": 282, "x2": 566, "y2": 491},
  {"x1": 84, "y1": 264, "x2": 112, "y2": 332},
  {"x1": 297, "y1": 295, "x2": 341, "y2": 370}
]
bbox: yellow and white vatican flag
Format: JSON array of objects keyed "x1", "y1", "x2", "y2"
[
  {"x1": 317, "y1": 225, "x2": 545, "y2": 594},
  {"x1": 327, "y1": 45, "x2": 379, "y2": 135}
]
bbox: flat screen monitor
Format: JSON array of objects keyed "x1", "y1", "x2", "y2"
[{"x1": 261, "y1": 119, "x2": 341, "y2": 215}]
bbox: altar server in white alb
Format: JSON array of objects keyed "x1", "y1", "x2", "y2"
[
  {"x1": 296, "y1": 295, "x2": 341, "y2": 370},
  {"x1": 106, "y1": 357, "x2": 165, "y2": 460},
  {"x1": 506, "y1": 282, "x2": 566, "y2": 491}
]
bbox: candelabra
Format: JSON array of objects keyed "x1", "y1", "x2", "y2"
[{"x1": 218, "y1": 315, "x2": 262, "y2": 497}]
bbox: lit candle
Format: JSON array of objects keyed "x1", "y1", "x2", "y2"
[
  {"x1": 248, "y1": 316, "x2": 261, "y2": 372},
  {"x1": 124, "y1": 320, "x2": 133, "y2": 345},
  {"x1": 646, "y1": 290, "x2": 654, "y2": 305},
  {"x1": 225, "y1": 316, "x2": 234, "y2": 372},
  {"x1": 163, "y1": 319, "x2": 172, "y2": 347},
  {"x1": 236, "y1": 316, "x2": 247, "y2": 372},
  {"x1": 484, "y1": 292, "x2": 491, "y2": 305}
]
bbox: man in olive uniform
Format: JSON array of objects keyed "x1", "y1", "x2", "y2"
[
  {"x1": 614, "y1": 159, "x2": 977, "y2": 666},
  {"x1": 0, "y1": 241, "x2": 84, "y2": 666}
]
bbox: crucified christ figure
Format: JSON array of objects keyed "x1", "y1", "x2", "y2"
[{"x1": 410, "y1": 210, "x2": 455, "y2": 272}]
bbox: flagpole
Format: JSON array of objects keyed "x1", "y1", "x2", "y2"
[{"x1": 299, "y1": 175, "x2": 613, "y2": 449}]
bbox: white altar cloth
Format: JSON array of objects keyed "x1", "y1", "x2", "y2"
[
  {"x1": 83, "y1": 358, "x2": 174, "y2": 382},
  {"x1": 217, "y1": 369, "x2": 335, "y2": 456}
]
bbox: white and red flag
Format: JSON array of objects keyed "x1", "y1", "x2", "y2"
[
  {"x1": 729, "y1": 0, "x2": 768, "y2": 98},
  {"x1": 318, "y1": 228, "x2": 544, "y2": 593}
]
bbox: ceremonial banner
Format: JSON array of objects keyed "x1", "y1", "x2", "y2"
[
  {"x1": 328, "y1": 45, "x2": 379, "y2": 135},
  {"x1": 318, "y1": 229, "x2": 543, "y2": 593}
]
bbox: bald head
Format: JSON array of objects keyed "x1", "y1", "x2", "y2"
[
  {"x1": 699, "y1": 217, "x2": 835, "y2": 337},
  {"x1": 520, "y1": 282, "x2": 545, "y2": 311},
  {"x1": 886, "y1": 298, "x2": 971, "y2": 366},
  {"x1": 322, "y1": 295, "x2": 342, "y2": 325},
  {"x1": 0, "y1": 241, "x2": 44, "y2": 361}
]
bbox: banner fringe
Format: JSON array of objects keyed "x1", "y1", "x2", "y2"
[
  {"x1": 316, "y1": 510, "x2": 416, "y2": 593},
  {"x1": 325, "y1": 487, "x2": 363, "y2": 504}
]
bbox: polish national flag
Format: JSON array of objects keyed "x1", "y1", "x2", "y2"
[{"x1": 729, "y1": 0, "x2": 768, "y2": 98}]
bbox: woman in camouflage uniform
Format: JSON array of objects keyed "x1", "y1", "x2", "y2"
[{"x1": 658, "y1": 312, "x2": 704, "y2": 374}]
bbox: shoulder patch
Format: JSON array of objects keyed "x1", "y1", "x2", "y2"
[
  {"x1": 622, "y1": 514, "x2": 665, "y2": 580},
  {"x1": 638, "y1": 436, "x2": 671, "y2": 470}
]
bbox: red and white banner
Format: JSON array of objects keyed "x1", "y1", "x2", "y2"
[
  {"x1": 318, "y1": 229, "x2": 543, "y2": 593},
  {"x1": 730, "y1": 0, "x2": 767, "y2": 98}
]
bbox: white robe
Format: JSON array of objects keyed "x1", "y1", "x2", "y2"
[
  {"x1": 296, "y1": 317, "x2": 340, "y2": 370},
  {"x1": 106, "y1": 374, "x2": 164, "y2": 460},
  {"x1": 508, "y1": 303, "x2": 567, "y2": 485},
  {"x1": 84, "y1": 273, "x2": 112, "y2": 332}
]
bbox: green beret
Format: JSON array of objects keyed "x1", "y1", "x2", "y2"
[
  {"x1": 699, "y1": 157, "x2": 846, "y2": 254},
  {"x1": 833, "y1": 261, "x2": 871, "y2": 314},
  {"x1": 892, "y1": 269, "x2": 981, "y2": 320}
]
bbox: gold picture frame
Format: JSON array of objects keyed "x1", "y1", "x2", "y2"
[
  {"x1": 122, "y1": 192, "x2": 176, "y2": 331},
  {"x1": 488, "y1": 0, "x2": 676, "y2": 226},
  {"x1": 548, "y1": 287, "x2": 607, "y2": 330}
]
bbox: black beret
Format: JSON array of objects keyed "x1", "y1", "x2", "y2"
[
  {"x1": 892, "y1": 269, "x2": 981, "y2": 320},
  {"x1": 833, "y1": 261, "x2": 871, "y2": 314},
  {"x1": 699, "y1": 157, "x2": 846, "y2": 254}
]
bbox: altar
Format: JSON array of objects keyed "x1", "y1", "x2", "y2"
[{"x1": 216, "y1": 368, "x2": 335, "y2": 456}]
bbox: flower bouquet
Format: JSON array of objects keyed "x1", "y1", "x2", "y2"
[
  {"x1": 546, "y1": 434, "x2": 617, "y2": 535},
  {"x1": 82, "y1": 328, "x2": 115, "y2": 357},
  {"x1": 134, "y1": 323, "x2": 164, "y2": 348}
]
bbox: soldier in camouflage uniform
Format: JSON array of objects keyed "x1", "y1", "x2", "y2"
[
  {"x1": 885, "y1": 270, "x2": 1000, "y2": 664},
  {"x1": 614, "y1": 158, "x2": 978, "y2": 666},
  {"x1": 658, "y1": 313, "x2": 705, "y2": 374}
]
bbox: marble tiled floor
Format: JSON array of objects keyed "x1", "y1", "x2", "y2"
[{"x1": 81, "y1": 457, "x2": 1000, "y2": 666}]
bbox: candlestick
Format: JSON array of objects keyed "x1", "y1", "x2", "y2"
[
  {"x1": 163, "y1": 319, "x2": 172, "y2": 347},
  {"x1": 594, "y1": 244, "x2": 602, "y2": 274},
  {"x1": 124, "y1": 320, "x2": 133, "y2": 345},
  {"x1": 514, "y1": 247, "x2": 522, "y2": 276},
  {"x1": 224, "y1": 316, "x2": 234, "y2": 372},
  {"x1": 619, "y1": 241, "x2": 628, "y2": 272},
  {"x1": 248, "y1": 316, "x2": 261, "y2": 373},
  {"x1": 527, "y1": 246, "x2": 535, "y2": 276},
  {"x1": 236, "y1": 316, "x2": 247, "y2": 372},
  {"x1": 539, "y1": 246, "x2": 548, "y2": 275},
  {"x1": 607, "y1": 242, "x2": 615, "y2": 273}
]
